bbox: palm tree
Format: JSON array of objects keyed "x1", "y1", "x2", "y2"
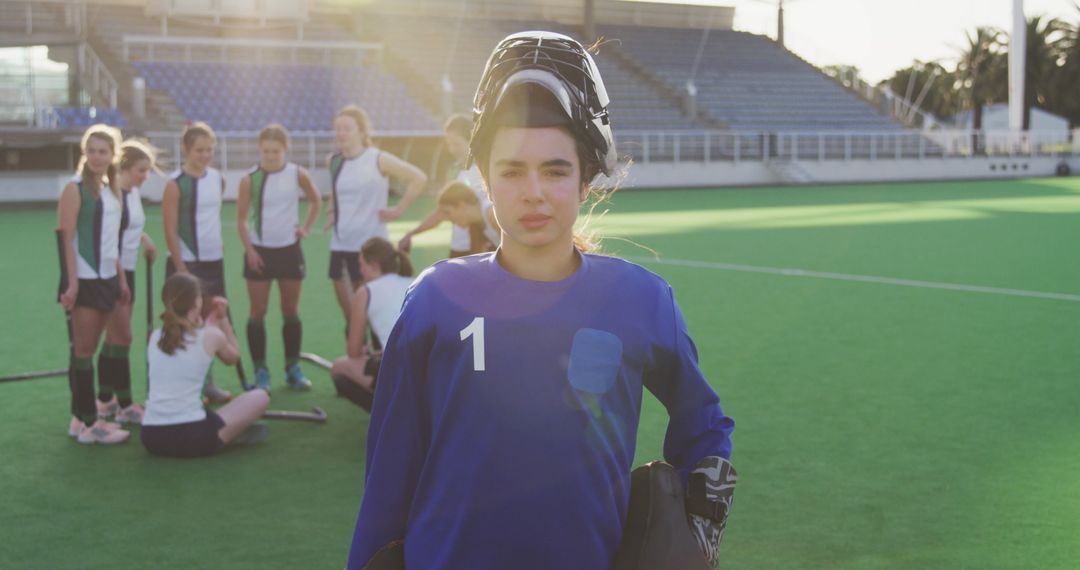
[
  {"x1": 956, "y1": 26, "x2": 1007, "y2": 131},
  {"x1": 1015, "y1": 15, "x2": 1069, "y2": 129},
  {"x1": 1048, "y1": 6, "x2": 1080, "y2": 127}
]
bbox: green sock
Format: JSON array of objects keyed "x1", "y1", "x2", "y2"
[{"x1": 71, "y1": 356, "x2": 96, "y2": 427}]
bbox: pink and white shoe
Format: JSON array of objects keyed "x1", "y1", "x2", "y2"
[
  {"x1": 76, "y1": 419, "x2": 130, "y2": 445},
  {"x1": 114, "y1": 403, "x2": 144, "y2": 425},
  {"x1": 69, "y1": 416, "x2": 122, "y2": 438},
  {"x1": 97, "y1": 396, "x2": 119, "y2": 419}
]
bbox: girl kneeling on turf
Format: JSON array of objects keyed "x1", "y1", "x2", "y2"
[
  {"x1": 330, "y1": 237, "x2": 414, "y2": 411},
  {"x1": 236, "y1": 124, "x2": 322, "y2": 392},
  {"x1": 142, "y1": 273, "x2": 270, "y2": 458}
]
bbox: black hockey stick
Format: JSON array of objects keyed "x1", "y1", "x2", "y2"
[
  {"x1": 224, "y1": 305, "x2": 251, "y2": 391},
  {"x1": 145, "y1": 251, "x2": 154, "y2": 393},
  {"x1": 0, "y1": 369, "x2": 67, "y2": 383},
  {"x1": 263, "y1": 406, "x2": 327, "y2": 423}
]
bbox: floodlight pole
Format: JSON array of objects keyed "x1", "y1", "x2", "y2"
[
  {"x1": 777, "y1": 0, "x2": 785, "y2": 47},
  {"x1": 584, "y1": 0, "x2": 596, "y2": 43},
  {"x1": 1008, "y1": 0, "x2": 1025, "y2": 132}
]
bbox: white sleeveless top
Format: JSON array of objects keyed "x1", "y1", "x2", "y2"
[
  {"x1": 247, "y1": 162, "x2": 302, "y2": 248},
  {"x1": 68, "y1": 174, "x2": 122, "y2": 280},
  {"x1": 172, "y1": 167, "x2": 225, "y2": 262},
  {"x1": 449, "y1": 165, "x2": 489, "y2": 251},
  {"x1": 143, "y1": 327, "x2": 214, "y2": 426},
  {"x1": 365, "y1": 273, "x2": 413, "y2": 345},
  {"x1": 120, "y1": 187, "x2": 145, "y2": 272},
  {"x1": 331, "y1": 148, "x2": 389, "y2": 252}
]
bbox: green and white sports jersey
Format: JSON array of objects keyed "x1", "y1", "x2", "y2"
[
  {"x1": 173, "y1": 167, "x2": 225, "y2": 262},
  {"x1": 69, "y1": 175, "x2": 122, "y2": 280},
  {"x1": 119, "y1": 187, "x2": 145, "y2": 272},
  {"x1": 329, "y1": 148, "x2": 388, "y2": 252},
  {"x1": 247, "y1": 162, "x2": 302, "y2": 248}
]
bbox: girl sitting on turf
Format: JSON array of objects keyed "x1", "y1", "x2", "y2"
[
  {"x1": 330, "y1": 237, "x2": 414, "y2": 411},
  {"x1": 236, "y1": 124, "x2": 322, "y2": 392},
  {"x1": 142, "y1": 273, "x2": 270, "y2": 458},
  {"x1": 347, "y1": 32, "x2": 735, "y2": 569},
  {"x1": 95, "y1": 139, "x2": 160, "y2": 426},
  {"x1": 58, "y1": 124, "x2": 132, "y2": 444},
  {"x1": 435, "y1": 180, "x2": 501, "y2": 251}
]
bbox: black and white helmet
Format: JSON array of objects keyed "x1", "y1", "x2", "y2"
[{"x1": 469, "y1": 31, "x2": 616, "y2": 177}]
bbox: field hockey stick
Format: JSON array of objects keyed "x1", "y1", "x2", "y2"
[
  {"x1": 145, "y1": 251, "x2": 154, "y2": 393},
  {"x1": 0, "y1": 369, "x2": 67, "y2": 383},
  {"x1": 56, "y1": 229, "x2": 74, "y2": 383},
  {"x1": 299, "y1": 351, "x2": 333, "y2": 370},
  {"x1": 263, "y1": 406, "x2": 327, "y2": 423},
  {"x1": 225, "y1": 305, "x2": 251, "y2": 391}
]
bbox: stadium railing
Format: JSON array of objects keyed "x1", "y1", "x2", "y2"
[
  {"x1": 121, "y1": 35, "x2": 383, "y2": 66},
  {"x1": 77, "y1": 43, "x2": 119, "y2": 109},
  {"x1": 143, "y1": 129, "x2": 1076, "y2": 174},
  {"x1": 617, "y1": 130, "x2": 1077, "y2": 164},
  {"x1": 145, "y1": 129, "x2": 441, "y2": 172}
]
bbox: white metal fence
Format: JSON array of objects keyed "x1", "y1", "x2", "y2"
[
  {"x1": 122, "y1": 35, "x2": 383, "y2": 66},
  {"x1": 146, "y1": 129, "x2": 440, "y2": 171},
  {"x1": 616, "y1": 129, "x2": 1078, "y2": 164},
  {"x1": 144, "y1": 129, "x2": 1079, "y2": 172}
]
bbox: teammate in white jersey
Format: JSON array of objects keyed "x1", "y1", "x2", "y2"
[
  {"x1": 161, "y1": 122, "x2": 233, "y2": 403},
  {"x1": 325, "y1": 105, "x2": 427, "y2": 322},
  {"x1": 436, "y1": 181, "x2": 500, "y2": 249},
  {"x1": 57, "y1": 125, "x2": 131, "y2": 445},
  {"x1": 398, "y1": 113, "x2": 496, "y2": 257},
  {"x1": 141, "y1": 273, "x2": 270, "y2": 458},
  {"x1": 236, "y1": 124, "x2": 322, "y2": 392},
  {"x1": 330, "y1": 237, "x2": 414, "y2": 411},
  {"x1": 95, "y1": 139, "x2": 160, "y2": 427}
]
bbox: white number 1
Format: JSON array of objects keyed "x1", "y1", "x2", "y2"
[{"x1": 459, "y1": 317, "x2": 486, "y2": 372}]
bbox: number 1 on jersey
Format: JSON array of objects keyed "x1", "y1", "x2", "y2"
[{"x1": 459, "y1": 317, "x2": 486, "y2": 372}]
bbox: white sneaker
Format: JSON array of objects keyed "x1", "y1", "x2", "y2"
[
  {"x1": 97, "y1": 396, "x2": 119, "y2": 419},
  {"x1": 114, "y1": 403, "x2": 144, "y2": 425},
  {"x1": 76, "y1": 419, "x2": 130, "y2": 445},
  {"x1": 69, "y1": 416, "x2": 122, "y2": 438}
]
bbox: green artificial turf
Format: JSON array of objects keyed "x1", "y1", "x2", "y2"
[{"x1": 1, "y1": 178, "x2": 1078, "y2": 568}]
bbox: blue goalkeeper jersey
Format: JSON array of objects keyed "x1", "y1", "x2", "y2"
[{"x1": 347, "y1": 251, "x2": 734, "y2": 569}]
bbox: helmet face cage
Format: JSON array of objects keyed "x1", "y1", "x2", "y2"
[{"x1": 470, "y1": 31, "x2": 616, "y2": 177}]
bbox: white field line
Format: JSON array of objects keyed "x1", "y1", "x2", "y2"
[{"x1": 624, "y1": 256, "x2": 1080, "y2": 303}]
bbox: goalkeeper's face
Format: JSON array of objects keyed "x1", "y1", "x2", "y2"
[{"x1": 485, "y1": 126, "x2": 585, "y2": 252}]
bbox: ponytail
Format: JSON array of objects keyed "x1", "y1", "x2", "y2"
[
  {"x1": 394, "y1": 249, "x2": 414, "y2": 277},
  {"x1": 158, "y1": 309, "x2": 198, "y2": 355},
  {"x1": 361, "y1": 237, "x2": 413, "y2": 277},
  {"x1": 157, "y1": 273, "x2": 202, "y2": 355}
]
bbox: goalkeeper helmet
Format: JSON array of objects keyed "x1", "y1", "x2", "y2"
[{"x1": 469, "y1": 31, "x2": 616, "y2": 179}]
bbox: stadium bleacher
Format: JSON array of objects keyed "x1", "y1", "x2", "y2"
[
  {"x1": 133, "y1": 61, "x2": 437, "y2": 132},
  {"x1": 599, "y1": 25, "x2": 901, "y2": 132},
  {"x1": 371, "y1": 16, "x2": 702, "y2": 131},
  {"x1": 4, "y1": 1, "x2": 905, "y2": 137}
]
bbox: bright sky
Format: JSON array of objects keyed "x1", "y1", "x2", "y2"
[{"x1": 625, "y1": 0, "x2": 1079, "y2": 83}]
